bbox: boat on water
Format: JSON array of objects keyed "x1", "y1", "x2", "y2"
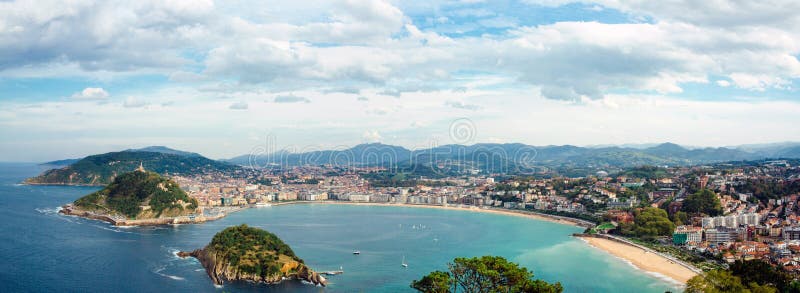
[
  {"x1": 353, "y1": 250, "x2": 360, "y2": 255},
  {"x1": 402, "y1": 256, "x2": 408, "y2": 268}
]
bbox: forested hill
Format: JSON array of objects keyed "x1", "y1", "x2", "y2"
[
  {"x1": 26, "y1": 150, "x2": 239, "y2": 186},
  {"x1": 72, "y1": 170, "x2": 198, "y2": 219}
]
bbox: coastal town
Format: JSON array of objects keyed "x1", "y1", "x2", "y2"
[{"x1": 162, "y1": 159, "x2": 800, "y2": 282}]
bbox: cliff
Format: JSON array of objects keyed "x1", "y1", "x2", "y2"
[
  {"x1": 63, "y1": 170, "x2": 199, "y2": 222},
  {"x1": 178, "y1": 225, "x2": 326, "y2": 287}
]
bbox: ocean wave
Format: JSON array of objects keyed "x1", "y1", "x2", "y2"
[
  {"x1": 643, "y1": 270, "x2": 685, "y2": 288},
  {"x1": 153, "y1": 266, "x2": 186, "y2": 281},
  {"x1": 90, "y1": 224, "x2": 136, "y2": 234},
  {"x1": 34, "y1": 206, "x2": 62, "y2": 215}
]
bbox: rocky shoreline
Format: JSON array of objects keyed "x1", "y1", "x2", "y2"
[
  {"x1": 177, "y1": 246, "x2": 326, "y2": 286},
  {"x1": 59, "y1": 204, "x2": 225, "y2": 226}
]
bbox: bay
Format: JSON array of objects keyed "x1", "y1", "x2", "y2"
[{"x1": 0, "y1": 163, "x2": 679, "y2": 292}]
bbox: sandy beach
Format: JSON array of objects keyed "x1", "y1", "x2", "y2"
[{"x1": 579, "y1": 236, "x2": 698, "y2": 283}]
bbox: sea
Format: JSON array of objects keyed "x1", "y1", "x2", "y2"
[{"x1": 0, "y1": 163, "x2": 680, "y2": 292}]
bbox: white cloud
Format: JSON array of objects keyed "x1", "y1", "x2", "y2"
[
  {"x1": 2, "y1": 0, "x2": 800, "y2": 161},
  {"x1": 3, "y1": 0, "x2": 798, "y2": 100},
  {"x1": 123, "y1": 96, "x2": 147, "y2": 108},
  {"x1": 71, "y1": 87, "x2": 109, "y2": 100},
  {"x1": 445, "y1": 100, "x2": 480, "y2": 110},
  {"x1": 362, "y1": 130, "x2": 382, "y2": 142},
  {"x1": 229, "y1": 101, "x2": 248, "y2": 110},
  {"x1": 274, "y1": 95, "x2": 310, "y2": 103}
]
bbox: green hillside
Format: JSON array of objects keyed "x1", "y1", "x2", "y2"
[
  {"x1": 26, "y1": 151, "x2": 238, "y2": 185},
  {"x1": 180, "y1": 224, "x2": 326, "y2": 286},
  {"x1": 73, "y1": 170, "x2": 198, "y2": 219}
]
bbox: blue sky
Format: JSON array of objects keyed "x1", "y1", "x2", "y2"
[{"x1": 1, "y1": 0, "x2": 799, "y2": 161}]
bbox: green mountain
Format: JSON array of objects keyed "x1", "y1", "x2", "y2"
[
  {"x1": 26, "y1": 150, "x2": 238, "y2": 186},
  {"x1": 178, "y1": 224, "x2": 326, "y2": 286},
  {"x1": 72, "y1": 170, "x2": 198, "y2": 219},
  {"x1": 124, "y1": 146, "x2": 203, "y2": 157},
  {"x1": 229, "y1": 142, "x2": 800, "y2": 177}
]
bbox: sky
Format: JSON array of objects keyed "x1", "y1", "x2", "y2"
[{"x1": 1, "y1": 0, "x2": 800, "y2": 161}]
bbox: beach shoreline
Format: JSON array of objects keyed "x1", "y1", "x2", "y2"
[
  {"x1": 58, "y1": 197, "x2": 694, "y2": 285},
  {"x1": 267, "y1": 201, "x2": 697, "y2": 284},
  {"x1": 576, "y1": 234, "x2": 699, "y2": 284}
]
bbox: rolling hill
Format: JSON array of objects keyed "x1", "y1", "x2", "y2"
[
  {"x1": 27, "y1": 149, "x2": 239, "y2": 186},
  {"x1": 226, "y1": 142, "x2": 800, "y2": 176}
]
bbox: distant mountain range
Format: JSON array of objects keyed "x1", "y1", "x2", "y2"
[
  {"x1": 27, "y1": 147, "x2": 239, "y2": 186},
  {"x1": 30, "y1": 142, "x2": 800, "y2": 182},
  {"x1": 226, "y1": 142, "x2": 800, "y2": 175}
]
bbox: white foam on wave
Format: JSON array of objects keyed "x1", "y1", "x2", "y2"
[
  {"x1": 91, "y1": 224, "x2": 135, "y2": 234},
  {"x1": 34, "y1": 206, "x2": 61, "y2": 215},
  {"x1": 153, "y1": 266, "x2": 186, "y2": 281},
  {"x1": 643, "y1": 270, "x2": 685, "y2": 288}
]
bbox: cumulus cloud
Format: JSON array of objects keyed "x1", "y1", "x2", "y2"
[
  {"x1": 366, "y1": 107, "x2": 389, "y2": 115},
  {"x1": 123, "y1": 97, "x2": 147, "y2": 108},
  {"x1": 362, "y1": 130, "x2": 382, "y2": 142},
  {"x1": 0, "y1": 0, "x2": 214, "y2": 72},
  {"x1": 229, "y1": 101, "x2": 248, "y2": 110},
  {"x1": 274, "y1": 95, "x2": 310, "y2": 103},
  {"x1": 2, "y1": 0, "x2": 800, "y2": 103},
  {"x1": 445, "y1": 100, "x2": 480, "y2": 110},
  {"x1": 71, "y1": 87, "x2": 109, "y2": 100}
]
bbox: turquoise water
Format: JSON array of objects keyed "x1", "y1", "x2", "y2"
[{"x1": 0, "y1": 163, "x2": 679, "y2": 292}]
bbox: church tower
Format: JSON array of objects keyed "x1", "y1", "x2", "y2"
[{"x1": 136, "y1": 161, "x2": 146, "y2": 172}]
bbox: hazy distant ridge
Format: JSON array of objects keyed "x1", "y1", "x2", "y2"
[{"x1": 226, "y1": 142, "x2": 800, "y2": 171}]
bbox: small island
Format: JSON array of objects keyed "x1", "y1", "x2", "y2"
[
  {"x1": 60, "y1": 164, "x2": 213, "y2": 226},
  {"x1": 178, "y1": 224, "x2": 327, "y2": 287}
]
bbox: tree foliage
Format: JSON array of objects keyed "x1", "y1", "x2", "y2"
[
  {"x1": 619, "y1": 207, "x2": 675, "y2": 238},
  {"x1": 209, "y1": 224, "x2": 301, "y2": 278},
  {"x1": 682, "y1": 189, "x2": 722, "y2": 216},
  {"x1": 74, "y1": 171, "x2": 197, "y2": 218},
  {"x1": 729, "y1": 260, "x2": 789, "y2": 292},
  {"x1": 28, "y1": 150, "x2": 239, "y2": 185},
  {"x1": 685, "y1": 269, "x2": 778, "y2": 293},
  {"x1": 411, "y1": 256, "x2": 563, "y2": 293}
]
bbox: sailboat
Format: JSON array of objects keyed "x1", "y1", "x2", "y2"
[{"x1": 401, "y1": 256, "x2": 408, "y2": 268}]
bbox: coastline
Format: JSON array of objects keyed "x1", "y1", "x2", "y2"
[
  {"x1": 576, "y1": 234, "x2": 699, "y2": 284},
  {"x1": 57, "y1": 198, "x2": 694, "y2": 285},
  {"x1": 269, "y1": 201, "x2": 594, "y2": 228},
  {"x1": 59, "y1": 204, "x2": 235, "y2": 226}
]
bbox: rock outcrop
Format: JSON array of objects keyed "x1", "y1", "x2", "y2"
[{"x1": 178, "y1": 225, "x2": 326, "y2": 287}]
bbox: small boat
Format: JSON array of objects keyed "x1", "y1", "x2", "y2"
[
  {"x1": 402, "y1": 256, "x2": 408, "y2": 268},
  {"x1": 353, "y1": 250, "x2": 360, "y2": 255}
]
